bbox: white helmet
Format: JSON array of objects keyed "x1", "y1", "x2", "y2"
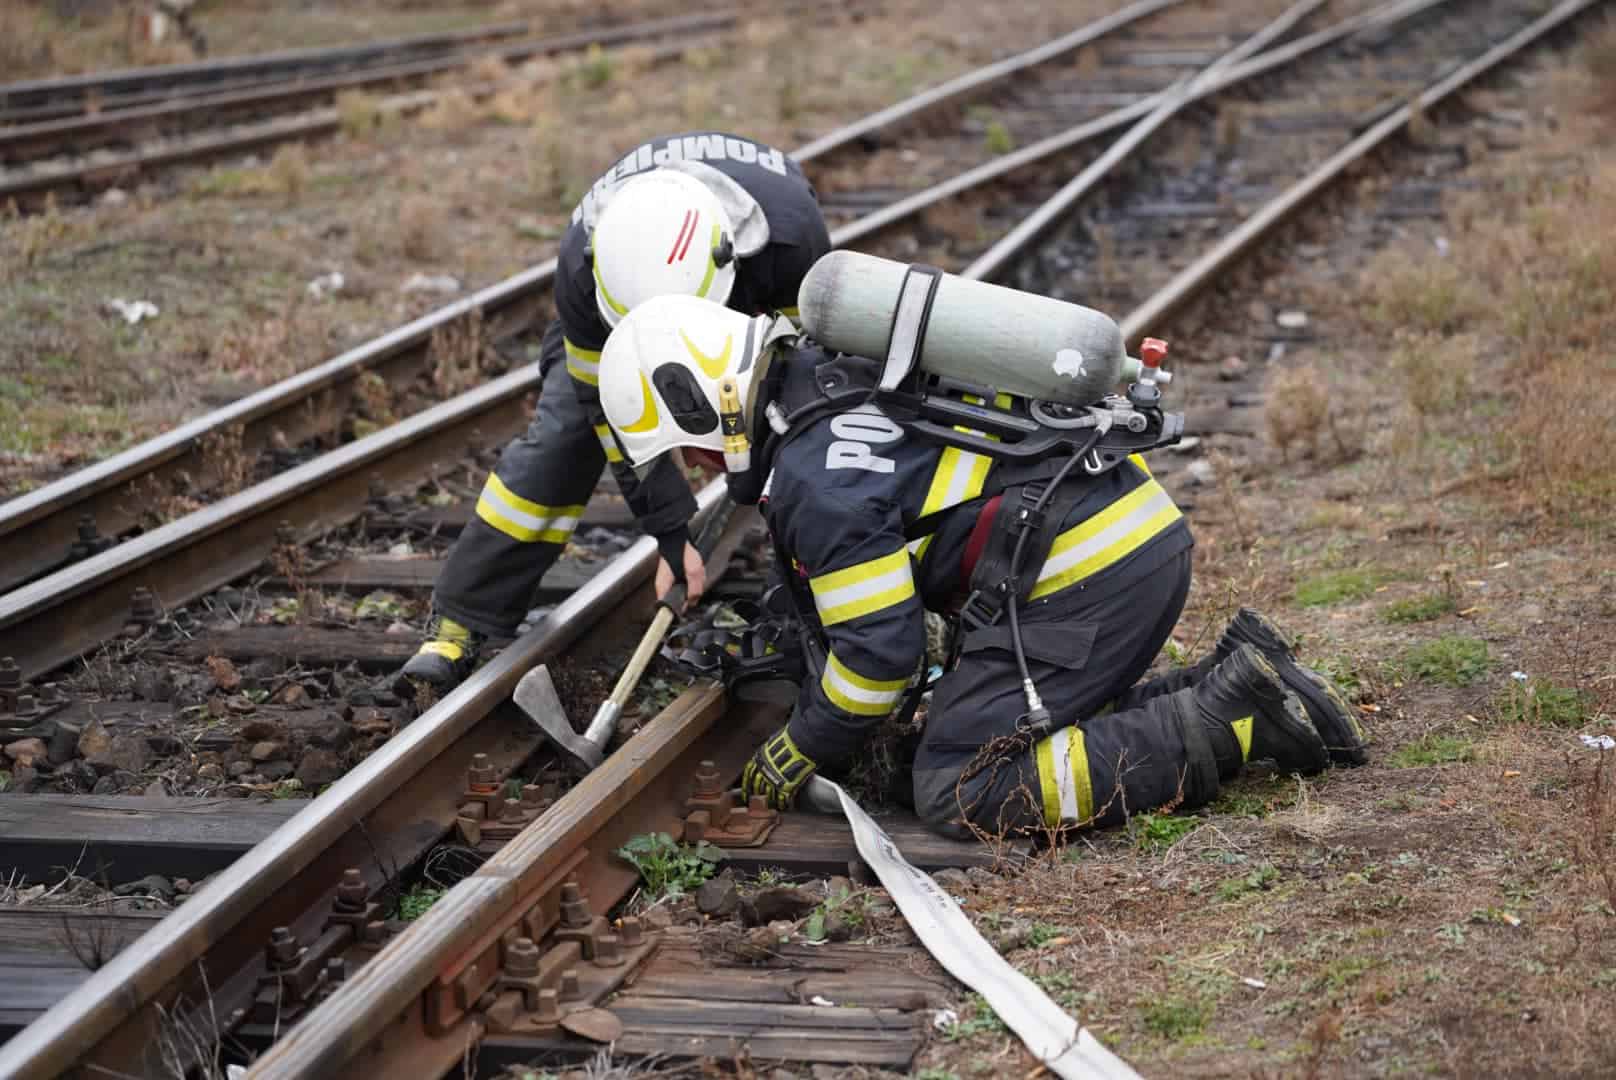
[
  {"x1": 598, "y1": 294, "x2": 794, "y2": 471},
  {"x1": 589, "y1": 170, "x2": 738, "y2": 329}
]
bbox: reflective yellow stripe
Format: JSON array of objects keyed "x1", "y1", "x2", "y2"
[
  {"x1": 809, "y1": 549, "x2": 915, "y2": 627},
  {"x1": 820, "y1": 650, "x2": 907, "y2": 717},
  {"x1": 778, "y1": 305, "x2": 800, "y2": 318},
  {"x1": 680, "y1": 327, "x2": 732, "y2": 379},
  {"x1": 1035, "y1": 726, "x2": 1093, "y2": 826},
  {"x1": 593, "y1": 422, "x2": 624, "y2": 463},
  {"x1": 565, "y1": 339, "x2": 601, "y2": 385},
  {"x1": 695, "y1": 221, "x2": 722, "y2": 299},
  {"x1": 619, "y1": 371, "x2": 661, "y2": 434},
  {"x1": 907, "y1": 534, "x2": 934, "y2": 565},
  {"x1": 1029, "y1": 479, "x2": 1182, "y2": 600},
  {"x1": 1232, "y1": 715, "x2": 1253, "y2": 761},
  {"x1": 419, "y1": 640, "x2": 464, "y2": 662},
  {"x1": 1129, "y1": 453, "x2": 1152, "y2": 478},
  {"x1": 474, "y1": 474, "x2": 585, "y2": 545}
]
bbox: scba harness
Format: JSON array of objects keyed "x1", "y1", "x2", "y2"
[{"x1": 671, "y1": 264, "x2": 1186, "y2": 733}]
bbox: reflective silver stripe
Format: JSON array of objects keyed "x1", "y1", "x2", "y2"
[
  {"x1": 480, "y1": 485, "x2": 581, "y2": 537},
  {"x1": 1050, "y1": 727, "x2": 1078, "y2": 821},
  {"x1": 813, "y1": 563, "x2": 910, "y2": 619},
  {"x1": 1034, "y1": 487, "x2": 1176, "y2": 589}
]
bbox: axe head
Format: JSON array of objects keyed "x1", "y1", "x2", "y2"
[{"x1": 513, "y1": 664, "x2": 605, "y2": 772}]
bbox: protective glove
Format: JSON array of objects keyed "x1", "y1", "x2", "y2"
[{"x1": 740, "y1": 726, "x2": 818, "y2": 810}]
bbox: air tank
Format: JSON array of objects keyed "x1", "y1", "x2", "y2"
[{"x1": 797, "y1": 250, "x2": 1130, "y2": 405}]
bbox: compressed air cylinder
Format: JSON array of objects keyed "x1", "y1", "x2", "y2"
[{"x1": 797, "y1": 250, "x2": 1128, "y2": 405}]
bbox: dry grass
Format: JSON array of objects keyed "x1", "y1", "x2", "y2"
[
  {"x1": 396, "y1": 195, "x2": 449, "y2": 263},
  {"x1": 1581, "y1": 17, "x2": 1616, "y2": 116},
  {"x1": 336, "y1": 90, "x2": 385, "y2": 140}
]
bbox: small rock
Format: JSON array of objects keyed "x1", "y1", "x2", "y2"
[
  {"x1": 249, "y1": 740, "x2": 284, "y2": 763},
  {"x1": 8, "y1": 763, "x2": 42, "y2": 793},
  {"x1": 215, "y1": 587, "x2": 245, "y2": 609},
  {"x1": 1267, "y1": 342, "x2": 1288, "y2": 362},
  {"x1": 258, "y1": 761, "x2": 295, "y2": 782},
  {"x1": 205, "y1": 656, "x2": 241, "y2": 693},
  {"x1": 225, "y1": 697, "x2": 257, "y2": 716},
  {"x1": 61, "y1": 759, "x2": 98, "y2": 791},
  {"x1": 47, "y1": 721, "x2": 82, "y2": 765},
  {"x1": 1185, "y1": 460, "x2": 1216, "y2": 488},
  {"x1": 769, "y1": 1069, "x2": 801, "y2": 1080},
  {"x1": 5, "y1": 737, "x2": 48, "y2": 764},
  {"x1": 99, "y1": 187, "x2": 130, "y2": 207},
  {"x1": 239, "y1": 719, "x2": 286, "y2": 743},
  {"x1": 113, "y1": 874, "x2": 175, "y2": 902},
  {"x1": 1218, "y1": 355, "x2": 1249, "y2": 381},
  {"x1": 1276, "y1": 309, "x2": 1309, "y2": 330},
  {"x1": 295, "y1": 747, "x2": 345, "y2": 788},
  {"x1": 227, "y1": 760, "x2": 254, "y2": 778},
  {"x1": 174, "y1": 877, "x2": 194, "y2": 894},
  {"x1": 91, "y1": 774, "x2": 122, "y2": 795},
  {"x1": 401, "y1": 272, "x2": 462, "y2": 295},
  {"x1": 742, "y1": 885, "x2": 820, "y2": 926},
  {"x1": 351, "y1": 708, "x2": 393, "y2": 737},
  {"x1": 696, "y1": 873, "x2": 740, "y2": 917},
  {"x1": 145, "y1": 733, "x2": 184, "y2": 757},
  {"x1": 275, "y1": 684, "x2": 306, "y2": 707},
  {"x1": 1246, "y1": 300, "x2": 1271, "y2": 323},
  {"x1": 309, "y1": 718, "x2": 353, "y2": 750},
  {"x1": 823, "y1": 910, "x2": 855, "y2": 942},
  {"x1": 240, "y1": 773, "x2": 267, "y2": 785},
  {"x1": 77, "y1": 718, "x2": 114, "y2": 763},
  {"x1": 931, "y1": 867, "x2": 971, "y2": 892},
  {"x1": 132, "y1": 669, "x2": 177, "y2": 702},
  {"x1": 640, "y1": 906, "x2": 674, "y2": 931},
  {"x1": 826, "y1": 875, "x2": 852, "y2": 900},
  {"x1": 143, "y1": 778, "x2": 173, "y2": 798},
  {"x1": 197, "y1": 763, "x2": 225, "y2": 782}
]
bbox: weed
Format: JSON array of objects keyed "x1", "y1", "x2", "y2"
[
  {"x1": 578, "y1": 43, "x2": 613, "y2": 87},
  {"x1": 1217, "y1": 864, "x2": 1280, "y2": 901},
  {"x1": 264, "y1": 143, "x2": 310, "y2": 201},
  {"x1": 1581, "y1": 19, "x2": 1616, "y2": 115},
  {"x1": 1390, "y1": 735, "x2": 1474, "y2": 768},
  {"x1": 1312, "y1": 655, "x2": 1362, "y2": 694},
  {"x1": 397, "y1": 196, "x2": 448, "y2": 263},
  {"x1": 1265, "y1": 364, "x2": 1330, "y2": 461},
  {"x1": 428, "y1": 309, "x2": 485, "y2": 397},
  {"x1": 1385, "y1": 592, "x2": 1456, "y2": 624},
  {"x1": 915, "y1": 1070, "x2": 960, "y2": 1080},
  {"x1": 395, "y1": 883, "x2": 445, "y2": 921},
  {"x1": 1026, "y1": 922, "x2": 1067, "y2": 947},
  {"x1": 418, "y1": 87, "x2": 482, "y2": 136},
  {"x1": 983, "y1": 119, "x2": 1015, "y2": 155},
  {"x1": 1131, "y1": 812, "x2": 1199, "y2": 854},
  {"x1": 1140, "y1": 995, "x2": 1209, "y2": 1040},
  {"x1": 1366, "y1": 251, "x2": 1482, "y2": 335},
  {"x1": 271, "y1": 779, "x2": 303, "y2": 799},
  {"x1": 0, "y1": 771, "x2": 10, "y2": 792},
  {"x1": 336, "y1": 90, "x2": 383, "y2": 138},
  {"x1": 1295, "y1": 568, "x2": 1380, "y2": 607},
  {"x1": 1496, "y1": 678, "x2": 1590, "y2": 728},
  {"x1": 615, "y1": 832, "x2": 723, "y2": 899},
  {"x1": 353, "y1": 591, "x2": 408, "y2": 621},
  {"x1": 1403, "y1": 635, "x2": 1489, "y2": 686},
  {"x1": 944, "y1": 994, "x2": 1007, "y2": 1041}
]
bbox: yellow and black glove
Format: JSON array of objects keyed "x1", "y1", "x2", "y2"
[{"x1": 740, "y1": 726, "x2": 817, "y2": 810}]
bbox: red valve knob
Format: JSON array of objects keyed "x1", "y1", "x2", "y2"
[{"x1": 1140, "y1": 338, "x2": 1169, "y2": 368}]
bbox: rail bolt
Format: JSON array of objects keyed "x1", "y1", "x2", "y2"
[
  {"x1": 335, "y1": 868, "x2": 367, "y2": 910},
  {"x1": 499, "y1": 797, "x2": 527, "y2": 824},
  {"x1": 325, "y1": 957, "x2": 346, "y2": 984},
  {"x1": 39, "y1": 683, "x2": 64, "y2": 704},
  {"x1": 468, "y1": 753, "x2": 497, "y2": 788},
  {"x1": 592, "y1": 932, "x2": 623, "y2": 968},
  {"x1": 519, "y1": 784, "x2": 546, "y2": 808},
  {"x1": 504, "y1": 936, "x2": 541, "y2": 977},
  {"x1": 14, "y1": 693, "x2": 36, "y2": 717},
  {"x1": 535, "y1": 987, "x2": 560, "y2": 1023},
  {"x1": 619, "y1": 917, "x2": 644, "y2": 947},
  {"x1": 0, "y1": 657, "x2": 19, "y2": 691},
  {"x1": 267, "y1": 927, "x2": 300, "y2": 969},
  {"x1": 683, "y1": 811, "x2": 708, "y2": 844},
  {"x1": 76, "y1": 515, "x2": 98, "y2": 542},
  {"x1": 693, "y1": 760, "x2": 721, "y2": 796},
  {"x1": 747, "y1": 794, "x2": 771, "y2": 818},
  {"x1": 560, "y1": 968, "x2": 581, "y2": 1000}
]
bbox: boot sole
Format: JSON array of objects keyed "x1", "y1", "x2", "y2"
[{"x1": 1225, "y1": 610, "x2": 1368, "y2": 768}]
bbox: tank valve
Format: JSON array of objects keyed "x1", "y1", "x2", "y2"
[{"x1": 719, "y1": 376, "x2": 751, "y2": 473}]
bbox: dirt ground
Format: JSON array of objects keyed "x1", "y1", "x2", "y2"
[{"x1": 0, "y1": 0, "x2": 1116, "y2": 498}]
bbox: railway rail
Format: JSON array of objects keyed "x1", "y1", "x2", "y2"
[{"x1": 0, "y1": 0, "x2": 1604, "y2": 1075}]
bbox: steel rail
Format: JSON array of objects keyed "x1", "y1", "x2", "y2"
[
  {"x1": 790, "y1": 0, "x2": 1187, "y2": 162},
  {"x1": 829, "y1": 0, "x2": 1448, "y2": 248},
  {"x1": 0, "y1": 12, "x2": 739, "y2": 165},
  {"x1": 0, "y1": 364, "x2": 542, "y2": 680},
  {"x1": 0, "y1": 20, "x2": 531, "y2": 117},
  {"x1": 1119, "y1": 0, "x2": 1609, "y2": 346},
  {"x1": 0, "y1": 480, "x2": 729, "y2": 1080},
  {"x1": 0, "y1": 2, "x2": 1169, "y2": 597}
]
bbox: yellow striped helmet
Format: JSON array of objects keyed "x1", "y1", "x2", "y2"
[
  {"x1": 598, "y1": 294, "x2": 790, "y2": 472},
  {"x1": 589, "y1": 170, "x2": 737, "y2": 329}
]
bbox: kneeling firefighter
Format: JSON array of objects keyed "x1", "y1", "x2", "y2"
[{"x1": 596, "y1": 252, "x2": 1368, "y2": 837}]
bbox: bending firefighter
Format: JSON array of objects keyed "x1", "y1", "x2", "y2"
[
  {"x1": 593, "y1": 252, "x2": 1368, "y2": 836},
  {"x1": 401, "y1": 132, "x2": 831, "y2": 688}
]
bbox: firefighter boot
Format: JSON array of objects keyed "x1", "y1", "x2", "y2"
[
  {"x1": 1109, "y1": 656, "x2": 1214, "y2": 712},
  {"x1": 399, "y1": 614, "x2": 484, "y2": 690},
  {"x1": 1191, "y1": 643, "x2": 1328, "y2": 778},
  {"x1": 1215, "y1": 608, "x2": 1368, "y2": 767}
]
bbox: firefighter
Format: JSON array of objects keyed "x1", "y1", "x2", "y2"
[
  {"x1": 400, "y1": 132, "x2": 831, "y2": 689},
  {"x1": 592, "y1": 293, "x2": 1369, "y2": 837}
]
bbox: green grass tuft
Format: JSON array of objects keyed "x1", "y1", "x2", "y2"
[
  {"x1": 1495, "y1": 679, "x2": 1590, "y2": 728},
  {"x1": 1385, "y1": 592, "x2": 1456, "y2": 624},
  {"x1": 395, "y1": 884, "x2": 445, "y2": 921},
  {"x1": 1390, "y1": 734, "x2": 1474, "y2": 768},
  {"x1": 1403, "y1": 635, "x2": 1490, "y2": 686},
  {"x1": 1130, "y1": 812, "x2": 1200, "y2": 853},
  {"x1": 1140, "y1": 995, "x2": 1209, "y2": 1040},
  {"x1": 1295, "y1": 568, "x2": 1380, "y2": 607},
  {"x1": 615, "y1": 831, "x2": 723, "y2": 900}
]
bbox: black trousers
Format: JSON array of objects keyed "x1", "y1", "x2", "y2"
[{"x1": 911, "y1": 550, "x2": 1218, "y2": 838}]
